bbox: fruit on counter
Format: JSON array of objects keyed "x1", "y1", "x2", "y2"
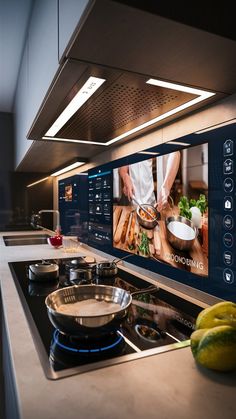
[
  {"x1": 47, "y1": 235, "x2": 62, "y2": 248},
  {"x1": 196, "y1": 301, "x2": 236, "y2": 330},
  {"x1": 190, "y1": 301, "x2": 236, "y2": 371},
  {"x1": 190, "y1": 325, "x2": 236, "y2": 372}
]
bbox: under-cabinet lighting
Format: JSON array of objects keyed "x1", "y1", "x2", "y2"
[
  {"x1": 27, "y1": 177, "x2": 49, "y2": 188},
  {"x1": 45, "y1": 76, "x2": 106, "y2": 137},
  {"x1": 51, "y1": 162, "x2": 85, "y2": 177},
  {"x1": 195, "y1": 119, "x2": 236, "y2": 134},
  {"x1": 167, "y1": 141, "x2": 191, "y2": 146},
  {"x1": 137, "y1": 151, "x2": 160, "y2": 155}
]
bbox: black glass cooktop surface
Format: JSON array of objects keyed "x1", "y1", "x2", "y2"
[{"x1": 9, "y1": 258, "x2": 202, "y2": 379}]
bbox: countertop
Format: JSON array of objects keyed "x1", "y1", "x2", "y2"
[{"x1": 0, "y1": 230, "x2": 235, "y2": 419}]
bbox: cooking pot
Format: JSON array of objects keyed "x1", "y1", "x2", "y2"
[
  {"x1": 96, "y1": 254, "x2": 133, "y2": 277},
  {"x1": 28, "y1": 261, "x2": 59, "y2": 282},
  {"x1": 45, "y1": 284, "x2": 158, "y2": 337}
]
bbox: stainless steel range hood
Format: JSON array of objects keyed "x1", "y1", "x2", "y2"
[
  {"x1": 27, "y1": 0, "x2": 236, "y2": 163},
  {"x1": 29, "y1": 59, "x2": 218, "y2": 146}
]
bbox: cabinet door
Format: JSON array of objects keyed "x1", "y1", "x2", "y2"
[
  {"x1": 28, "y1": 0, "x2": 58, "y2": 128},
  {"x1": 14, "y1": 43, "x2": 32, "y2": 168},
  {"x1": 58, "y1": 0, "x2": 90, "y2": 61}
]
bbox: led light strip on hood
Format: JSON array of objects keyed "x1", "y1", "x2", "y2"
[
  {"x1": 43, "y1": 77, "x2": 215, "y2": 146},
  {"x1": 45, "y1": 76, "x2": 106, "y2": 137}
]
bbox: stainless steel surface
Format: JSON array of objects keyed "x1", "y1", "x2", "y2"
[
  {"x1": 69, "y1": 268, "x2": 94, "y2": 282},
  {"x1": 28, "y1": 262, "x2": 59, "y2": 282},
  {"x1": 96, "y1": 254, "x2": 133, "y2": 277},
  {"x1": 31, "y1": 209, "x2": 60, "y2": 232},
  {"x1": 45, "y1": 284, "x2": 158, "y2": 337},
  {"x1": 45, "y1": 284, "x2": 132, "y2": 336},
  {"x1": 3, "y1": 234, "x2": 50, "y2": 246},
  {"x1": 48, "y1": 338, "x2": 191, "y2": 380},
  {"x1": 136, "y1": 204, "x2": 159, "y2": 229},
  {"x1": 165, "y1": 215, "x2": 197, "y2": 251},
  {"x1": 96, "y1": 262, "x2": 118, "y2": 277}
]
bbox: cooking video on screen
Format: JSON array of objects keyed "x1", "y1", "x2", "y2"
[{"x1": 113, "y1": 143, "x2": 208, "y2": 277}]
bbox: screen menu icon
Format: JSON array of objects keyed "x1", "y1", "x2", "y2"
[{"x1": 223, "y1": 139, "x2": 234, "y2": 157}]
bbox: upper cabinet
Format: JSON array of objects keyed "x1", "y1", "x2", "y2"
[
  {"x1": 28, "y1": 0, "x2": 58, "y2": 128},
  {"x1": 58, "y1": 0, "x2": 91, "y2": 62},
  {"x1": 14, "y1": 0, "x2": 58, "y2": 169}
]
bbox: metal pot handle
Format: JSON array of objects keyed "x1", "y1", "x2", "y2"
[
  {"x1": 131, "y1": 285, "x2": 158, "y2": 297},
  {"x1": 112, "y1": 253, "x2": 134, "y2": 264}
]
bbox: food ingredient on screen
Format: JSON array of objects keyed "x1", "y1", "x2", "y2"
[
  {"x1": 121, "y1": 213, "x2": 130, "y2": 243},
  {"x1": 190, "y1": 206, "x2": 202, "y2": 228},
  {"x1": 190, "y1": 301, "x2": 236, "y2": 371},
  {"x1": 57, "y1": 299, "x2": 122, "y2": 316},
  {"x1": 153, "y1": 226, "x2": 161, "y2": 255},
  {"x1": 178, "y1": 194, "x2": 208, "y2": 219},
  {"x1": 190, "y1": 194, "x2": 208, "y2": 215},
  {"x1": 138, "y1": 232, "x2": 150, "y2": 256},
  {"x1": 167, "y1": 221, "x2": 196, "y2": 240},
  {"x1": 178, "y1": 196, "x2": 192, "y2": 219},
  {"x1": 127, "y1": 211, "x2": 136, "y2": 247},
  {"x1": 139, "y1": 207, "x2": 157, "y2": 221}
]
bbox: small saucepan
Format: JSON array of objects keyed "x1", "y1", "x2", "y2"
[
  {"x1": 28, "y1": 261, "x2": 59, "y2": 282},
  {"x1": 45, "y1": 284, "x2": 158, "y2": 337},
  {"x1": 96, "y1": 254, "x2": 133, "y2": 277}
]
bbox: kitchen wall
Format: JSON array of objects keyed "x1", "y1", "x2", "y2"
[
  {"x1": 0, "y1": 112, "x2": 54, "y2": 231},
  {"x1": 0, "y1": 113, "x2": 14, "y2": 230}
]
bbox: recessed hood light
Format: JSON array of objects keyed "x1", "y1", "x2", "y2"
[
  {"x1": 45, "y1": 76, "x2": 106, "y2": 137},
  {"x1": 50, "y1": 161, "x2": 86, "y2": 177}
]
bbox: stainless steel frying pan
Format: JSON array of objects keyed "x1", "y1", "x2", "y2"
[{"x1": 45, "y1": 284, "x2": 157, "y2": 337}]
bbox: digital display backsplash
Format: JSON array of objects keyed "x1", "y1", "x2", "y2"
[
  {"x1": 86, "y1": 123, "x2": 236, "y2": 301},
  {"x1": 113, "y1": 144, "x2": 208, "y2": 278}
]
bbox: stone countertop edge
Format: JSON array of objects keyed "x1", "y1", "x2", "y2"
[{"x1": 0, "y1": 231, "x2": 235, "y2": 419}]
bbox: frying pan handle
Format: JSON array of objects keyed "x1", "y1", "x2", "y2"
[{"x1": 131, "y1": 285, "x2": 158, "y2": 297}]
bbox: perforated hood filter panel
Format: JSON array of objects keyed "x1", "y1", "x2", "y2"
[{"x1": 56, "y1": 70, "x2": 197, "y2": 144}]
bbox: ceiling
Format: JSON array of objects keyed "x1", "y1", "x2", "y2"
[{"x1": 0, "y1": 0, "x2": 33, "y2": 112}]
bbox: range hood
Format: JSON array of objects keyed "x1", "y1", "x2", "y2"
[
  {"x1": 29, "y1": 60, "x2": 218, "y2": 146},
  {"x1": 26, "y1": 0, "x2": 236, "y2": 170}
]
